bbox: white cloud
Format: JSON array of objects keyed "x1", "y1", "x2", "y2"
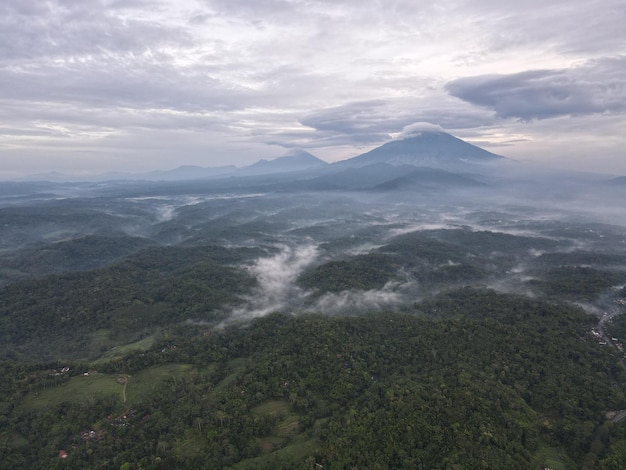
[
  {"x1": 1, "y1": 0, "x2": 625, "y2": 175},
  {"x1": 227, "y1": 244, "x2": 319, "y2": 320},
  {"x1": 398, "y1": 122, "x2": 446, "y2": 138},
  {"x1": 311, "y1": 282, "x2": 408, "y2": 314}
]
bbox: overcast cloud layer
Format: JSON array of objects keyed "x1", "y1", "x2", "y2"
[{"x1": 1, "y1": 0, "x2": 625, "y2": 177}]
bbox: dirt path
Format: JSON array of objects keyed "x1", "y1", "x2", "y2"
[{"x1": 117, "y1": 376, "x2": 128, "y2": 403}]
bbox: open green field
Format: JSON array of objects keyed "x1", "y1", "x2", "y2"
[
  {"x1": 22, "y1": 363, "x2": 194, "y2": 409},
  {"x1": 275, "y1": 414, "x2": 301, "y2": 437},
  {"x1": 247, "y1": 399, "x2": 310, "y2": 464},
  {"x1": 251, "y1": 400, "x2": 290, "y2": 417},
  {"x1": 230, "y1": 437, "x2": 319, "y2": 469},
  {"x1": 0, "y1": 431, "x2": 29, "y2": 450},
  {"x1": 532, "y1": 445, "x2": 574, "y2": 470},
  {"x1": 22, "y1": 372, "x2": 123, "y2": 409},
  {"x1": 89, "y1": 330, "x2": 158, "y2": 364},
  {"x1": 125, "y1": 363, "x2": 194, "y2": 403}
]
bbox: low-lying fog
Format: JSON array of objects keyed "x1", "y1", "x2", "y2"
[{"x1": 1, "y1": 175, "x2": 625, "y2": 327}]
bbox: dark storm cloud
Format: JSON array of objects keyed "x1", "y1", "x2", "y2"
[{"x1": 446, "y1": 57, "x2": 626, "y2": 121}]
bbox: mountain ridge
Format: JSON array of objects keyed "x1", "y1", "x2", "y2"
[
  {"x1": 14, "y1": 131, "x2": 523, "y2": 183},
  {"x1": 236, "y1": 149, "x2": 328, "y2": 176}
]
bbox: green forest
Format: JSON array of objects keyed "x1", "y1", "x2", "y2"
[
  {"x1": 2, "y1": 288, "x2": 626, "y2": 469},
  {"x1": 2, "y1": 190, "x2": 626, "y2": 469}
]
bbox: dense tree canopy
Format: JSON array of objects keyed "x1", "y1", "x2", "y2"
[{"x1": 2, "y1": 290, "x2": 626, "y2": 469}]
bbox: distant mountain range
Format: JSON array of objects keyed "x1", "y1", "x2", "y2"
[
  {"x1": 22, "y1": 149, "x2": 327, "y2": 182},
  {"x1": 20, "y1": 131, "x2": 505, "y2": 183},
  {"x1": 9, "y1": 130, "x2": 625, "y2": 201},
  {"x1": 24, "y1": 165, "x2": 238, "y2": 183}
]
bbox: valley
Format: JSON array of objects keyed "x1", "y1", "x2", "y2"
[{"x1": 1, "y1": 133, "x2": 626, "y2": 468}]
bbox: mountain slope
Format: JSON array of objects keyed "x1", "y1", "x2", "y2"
[
  {"x1": 335, "y1": 131, "x2": 505, "y2": 171},
  {"x1": 298, "y1": 163, "x2": 416, "y2": 190},
  {"x1": 144, "y1": 165, "x2": 237, "y2": 181},
  {"x1": 373, "y1": 167, "x2": 486, "y2": 191},
  {"x1": 237, "y1": 149, "x2": 328, "y2": 176}
]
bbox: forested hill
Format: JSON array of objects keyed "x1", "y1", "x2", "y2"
[
  {"x1": 2, "y1": 178, "x2": 626, "y2": 468},
  {"x1": 2, "y1": 289, "x2": 626, "y2": 468},
  {"x1": 0, "y1": 245, "x2": 259, "y2": 361}
]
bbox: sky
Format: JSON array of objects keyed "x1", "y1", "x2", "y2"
[{"x1": 1, "y1": 0, "x2": 625, "y2": 178}]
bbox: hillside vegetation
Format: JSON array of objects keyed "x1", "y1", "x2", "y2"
[{"x1": 2, "y1": 290, "x2": 626, "y2": 468}]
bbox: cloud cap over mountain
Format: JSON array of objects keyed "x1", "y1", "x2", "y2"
[{"x1": 336, "y1": 131, "x2": 504, "y2": 171}]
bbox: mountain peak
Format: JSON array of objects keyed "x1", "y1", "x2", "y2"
[
  {"x1": 282, "y1": 148, "x2": 316, "y2": 158},
  {"x1": 335, "y1": 131, "x2": 505, "y2": 171},
  {"x1": 238, "y1": 149, "x2": 328, "y2": 176}
]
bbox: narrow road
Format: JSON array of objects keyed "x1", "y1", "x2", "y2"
[
  {"x1": 117, "y1": 376, "x2": 128, "y2": 403},
  {"x1": 596, "y1": 306, "x2": 626, "y2": 423},
  {"x1": 596, "y1": 306, "x2": 626, "y2": 373},
  {"x1": 597, "y1": 306, "x2": 619, "y2": 341}
]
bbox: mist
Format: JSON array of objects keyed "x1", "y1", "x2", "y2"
[
  {"x1": 310, "y1": 281, "x2": 411, "y2": 315},
  {"x1": 1, "y1": 162, "x2": 625, "y2": 333},
  {"x1": 225, "y1": 244, "x2": 320, "y2": 321}
]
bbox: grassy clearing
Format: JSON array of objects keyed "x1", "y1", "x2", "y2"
[
  {"x1": 532, "y1": 445, "x2": 573, "y2": 470},
  {"x1": 89, "y1": 331, "x2": 157, "y2": 364},
  {"x1": 256, "y1": 435, "x2": 286, "y2": 453},
  {"x1": 230, "y1": 437, "x2": 319, "y2": 469},
  {"x1": 275, "y1": 415, "x2": 301, "y2": 437},
  {"x1": 126, "y1": 364, "x2": 194, "y2": 403},
  {"x1": 251, "y1": 400, "x2": 290, "y2": 417},
  {"x1": 22, "y1": 373, "x2": 123, "y2": 409},
  {"x1": 109, "y1": 334, "x2": 156, "y2": 356},
  {"x1": 0, "y1": 431, "x2": 29, "y2": 449},
  {"x1": 249, "y1": 400, "x2": 305, "y2": 460},
  {"x1": 174, "y1": 433, "x2": 207, "y2": 462},
  {"x1": 212, "y1": 358, "x2": 249, "y2": 394},
  {"x1": 21, "y1": 363, "x2": 194, "y2": 410}
]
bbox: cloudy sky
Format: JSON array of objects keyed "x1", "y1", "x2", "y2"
[{"x1": 1, "y1": 0, "x2": 625, "y2": 177}]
